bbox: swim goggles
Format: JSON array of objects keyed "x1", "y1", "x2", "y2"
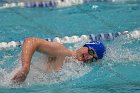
[{"x1": 87, "y1": 47, "x2": 98, "y2": 62}]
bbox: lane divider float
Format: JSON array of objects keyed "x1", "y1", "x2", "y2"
[
  {"x1": 0, "y1": 31, "x2": 131, "y2": 49},
  {"x1": 0, "y1": 0, "x2": 112, "y2": 9}
]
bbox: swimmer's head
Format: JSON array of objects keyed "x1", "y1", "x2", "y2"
[
  {"x1": 76, "y1": 41, "x2": 106, "y2": 62},
  {"x1": 83, "y1": 41, "x2": 106, "y2": 60}
]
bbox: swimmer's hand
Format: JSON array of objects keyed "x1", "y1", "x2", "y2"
[{"x1": 11, "y1": 67, "x2": 29, "y2": 84}]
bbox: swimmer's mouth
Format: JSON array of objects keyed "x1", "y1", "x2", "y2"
[
  {"x1": 82, "y1": 54, "x2": 88, "y2": 62},
  {"x1": 82, "y1": 54, "x2": 86, "y2": 62}
]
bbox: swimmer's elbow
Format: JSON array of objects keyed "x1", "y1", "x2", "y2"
[
  {"x1": 24, "y1": 37, "x2": 37, "y2": 42},
  {"x1": 23, "y1": 38, "x2": 41, "y2": 49},
  {"x1": 24, "y1": 38, "x2": 40, "y2": 44}
]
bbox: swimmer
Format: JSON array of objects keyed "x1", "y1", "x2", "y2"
[{"x1": 11, "y1": 37, "x2": 106, "y2": 83}]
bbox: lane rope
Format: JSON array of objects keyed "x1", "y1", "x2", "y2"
[
  {"x1": 0, "y1": 31, "x2": 130, "y2": 49},
  {"x1": 0, "y1": 0, "x2": 113, "y2": 9}
]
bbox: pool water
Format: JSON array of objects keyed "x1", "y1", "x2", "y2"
[{"x1": 0, "y1": 0, "x2": 140, "y2": 93}]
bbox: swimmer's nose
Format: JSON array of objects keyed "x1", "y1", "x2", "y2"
[
  {"x1": 82, "y1": 53, "x2": 90, "y2": 60},
  {"x1": 82, "y1": 53, "x2": 93, "y2": 62}
]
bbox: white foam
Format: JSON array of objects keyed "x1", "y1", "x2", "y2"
[
  {"x1": 105, "y1": 30, "x2": 140, "y2": 64},
  {"x1": 24, "y1": 55, "x2": 92, "y2": 85},
  {"x1": 0, "y1": 68, "x2": 13, "y2": 87},
  {"x1": 128, "y1": 30, "x2": 140, "y2": 39}
]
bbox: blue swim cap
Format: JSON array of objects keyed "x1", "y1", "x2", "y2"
[{"x1": 83, "y1": 41, "x2": 106, "y2": 59}]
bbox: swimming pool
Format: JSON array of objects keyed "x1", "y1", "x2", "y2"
[{"x1": 0, "y1": 0, "x2": 140, "y2": 93}]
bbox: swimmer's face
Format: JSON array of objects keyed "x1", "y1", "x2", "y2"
[{"x1": 76, "y1": 47, "x2": 97, "y2": 62}]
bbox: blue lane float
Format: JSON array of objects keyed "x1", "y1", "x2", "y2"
[
  {"x1": 0, "y1": 31, "x2": 131, "y2": 49},
  {"x1": 25, "y1": 1, "x2": 57, "y2": 8}
]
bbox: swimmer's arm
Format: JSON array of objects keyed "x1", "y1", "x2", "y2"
[
  {"x1": 12, "y1": 38, "x2": 57, "y2": 83},
  {"x1": 22, "y1": 37, "x2": 69, "y2": 71},
  {"x1": 12, "y1": 38, "x2": 41, "y2": 83},
  {"x1": 21, "y1": 38, "x2": 61, "y2": 71},
  {"x1": 12, "y1": 37, "x2": 70, "y2": 83}
]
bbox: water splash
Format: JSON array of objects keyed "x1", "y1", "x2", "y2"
[
  {"x1": 112, "y1": 0, "x2": 140, "y2": 3},
  {"x1": 24, "y1": 56, "x2": 92, "y2": 85},
  {"x1": 105, "y1": 30, "x2": 140, "y2": 64},
  {"x1": 97, "y1": 30, "x2": 140, "y2": 85}
]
